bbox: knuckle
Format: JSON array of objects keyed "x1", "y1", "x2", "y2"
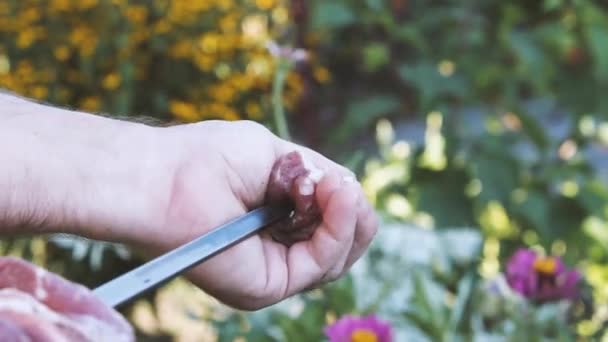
[{"x1": 238, "y1": 120, "x2": 270, "y2": 133}]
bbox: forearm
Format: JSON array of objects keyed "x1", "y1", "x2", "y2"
[{"x1": 0, "y1": 92, "x2": 159, "y2": 241}]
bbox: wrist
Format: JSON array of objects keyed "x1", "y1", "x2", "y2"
[{"x1": 0, "y1": 96, "x2": 165, "y2": 242}]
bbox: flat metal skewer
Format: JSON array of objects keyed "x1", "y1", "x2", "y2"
[{"x1": 93, "y1": 204, "x2": 292, "y2": 308}]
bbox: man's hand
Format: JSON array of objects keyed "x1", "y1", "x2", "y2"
[
  {"x1": 120, "y1": 121, "x2": 378, "y2": 310},
  {"x1": 0, "y1": 94, "x2": 378, "y2": 310}
]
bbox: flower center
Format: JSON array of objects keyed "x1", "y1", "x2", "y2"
[
  {"x1": 533, "y1": 257, "x2": 557, "y2": 275},
  {"x1": 351, "y1": 329, "x2": 378, "y2": 342}
]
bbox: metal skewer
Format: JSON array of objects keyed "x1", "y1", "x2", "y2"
[{"x1": 93, "y1": 204, "x2": 292, "y2": 308}]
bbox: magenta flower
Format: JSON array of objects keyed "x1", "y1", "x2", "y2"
[
  {"x1": 506, "y1": 248, "x2": 581, "y2": 302},
  {"x1": 325, "y1": 315, "x2": 392, "y2": 342}
]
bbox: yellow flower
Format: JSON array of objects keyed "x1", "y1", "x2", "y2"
[
  {"x1": 208, "y1": 102, "x2": 239, "y2": 120},
  {"x1": 314, "y1": 66, "x2": 331, "y2": 83},
  {"x1": 199, "y1": 34, "x2": 219, "y2": 53},
  {"x1": 16, "y1": 61, "x2": 34, "y2": 79},
  {"x1": 54, "y1": 46, "x2": 71, "y2": 61},
  {"x1": 69, "y1": 25, "x2": 89, "y2": 45},
  {"x1": 79, "y1": 39, "x2": 98, "y2": 57},
  {"x1": 31, "y1": 86, "x2": 48, "y2": 99},
  {"x1": 78, "y1": 0, "x2": 98, "y2": 10},
  {"x1": 271, "y1": 6, "x2": 289, "y2": 25},
  {"x1": 126, "y1": 5, "x2": 148, "y2": 24},
  {"x1": 21, "y1": 8, "x2": 41, "y2": 23},
  {"x1": 49, "y1": 0, "x2": 71, "y2": 12},
  {"x1": 241, "y1": 15, "x2": 268, "y2": 44},
  {"x1": 169, "y1": 41, "x2": 193, "y2": 59},
  {"x1": 0, "y1": 17, "x2": 15, "y2": 32},
  {"x1": 193, "y1": 54, "x2": 215, "y2": 71},
  {"x1": 170, "y1": 100, "x2": 200, "y2": 122},
  {"x1": 0, "y1": 2, "x2": 9, "y2": 15},
  {"x1": 229, "y1": 73, "x2": 254, "y2": 91},
  {"x1": 154, "y1": 19, "x2": 171, "y2": 34},
  {"x1": 215, "y1": 0, "x2": 234, "y2": 11},
  {"x1": 286, "y1": 72, "x2": 303, "y2": 94},
  {"x1": 102, "y1": 73, "x2": 121, "y2": 90},
  {"x1": 209, "y1": 84, "x2": 236, "y2": 103},
  {"x1": 255, "y1": 0, "x2": 275, "y2": 10},
  {"x1": 246, "y1": 101, "x2": 263, "y2": 120},
  {"x1": 16, "y1": 29, "x2": 37, "y2": 49},
  {"x1": 0, "y1": 55, "x2": 10, "y2": 74},
  {"x1": 130, "y1": 30, "x2": 149, "y2": 44},
  {"x1": 80, "y1": 96, "x2": 100, "y2": 111},
  {"x1": 219, "y1": 14, "x2": 239, "y2": 33}
]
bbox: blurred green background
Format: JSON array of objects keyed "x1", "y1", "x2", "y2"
[{"x1": 1, "y1": 0, "x2": 608, "y2": 340}]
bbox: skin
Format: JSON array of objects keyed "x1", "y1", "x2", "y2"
[{"x1": 0, "y1": 92, "x2": 378, "y2": 310}]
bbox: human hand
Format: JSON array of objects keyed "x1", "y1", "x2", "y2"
[
  {"x1": 103, "y1": 120, "x2": 378, "y2": 310},
  {"x1": 0, "y1": 95, "x2": 377, "y2": 311}
]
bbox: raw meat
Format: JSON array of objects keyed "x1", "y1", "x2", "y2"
[
  {"x1": 0, "y1": 257, "x2": 134, "y2": 341},
  {"x1": 266, "y1": 151, "x2": 324, "y2": 245}
]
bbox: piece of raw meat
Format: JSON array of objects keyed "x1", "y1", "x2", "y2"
[
  {"x1": 0, "y1": 256, "x2": 134, "y2": 341},
  {"x1": 266, "y1": 151, "x2": 325, "y2": 245}
]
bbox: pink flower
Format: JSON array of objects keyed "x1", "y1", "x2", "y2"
[
  {"x1": 266, "y1": 41, "x2": 308, "y2": 62},
  {"x1": 325, "y1": 315, "x2": 392, "y2": 342},
  {"x1": 506, "y1": 248, "x2": 581, "y2": 302}
]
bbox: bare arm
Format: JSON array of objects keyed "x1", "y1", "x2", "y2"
[
  {"x1": 0, "y1": 91, "x2": 377, "y2": 310},
  {"x1": 0, "y1": 92, "x2": 158, "y2": 242}
]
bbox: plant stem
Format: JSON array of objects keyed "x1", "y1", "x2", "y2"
[{"x1": 272, "y1": 60, "x2": 291, "y2": 140}]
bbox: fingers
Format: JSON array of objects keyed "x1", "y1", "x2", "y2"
[
  {"x1": 273, "y1": 139, "x2": 355, "y2": 181},
  {"x1": 321, "y1": 182, "x2": 378, "y2": 281},
  {"x1": 340, "y1": 198, "x2": 378, "y2": 274},
  {"x1": 270, "y1": 138, "x2": 377, "y2": 295},
  {"x1": 284, "y1": 179, "x2": 359, "y2": 296},
  {"x1": 315, "y1": 171, "x2": 342, "y2": 212}
]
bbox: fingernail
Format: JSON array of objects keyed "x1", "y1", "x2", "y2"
[
  {"x1": 342, "y1": 175, "x2": 356, "y2": 184},
  {"x1": 308, "y1": 169, "x2": 324, "y2": 183},
  {"x1": 298, "y1": 178, "x2": 314, "y2": 196}
]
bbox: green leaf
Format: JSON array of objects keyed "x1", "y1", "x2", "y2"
[
  {"x1": 448, "y1": 273, "x2": 477, "y2": 332},
  {"x1": 214, "y1": 313, "x2": 247, "y2": 342},
  {"x1": 311, "y1": 2, "x2": 355, "y2": 30},
  {"x1": 546, "y1": 198, "x2": 586, "y2": 245},
  {"x1": 578, "y1": 180, "x2": 608, "y2": 218},
  {"x1": 275, "y1": 303, "x2": 326, "y2": 342},
  {"x1": 514, "y1": 190, "x2": 550, "y2": 238},
  {"x1": 509, "y1": 31, "x2": 547, "y2": 83},
  {"x1": 586, "y1": 24, "x2": 608, "y2": 82},
  {"x1": 543, "y1": 0, "x2": 563, "y2": 11},
  {"x1": 398, "y1": 62, "x2": 468, "y2": 108},
  {"x1": 324, "y1": 276, "x2": 356, "y2": 315},
  {"x1": 404, "y1": 271, "x2": 447, "y2": 338},
  {"x1": 470, "y1": 148, "x2": 519, "y2": 204},
  {"x1": 333, "y1": 95, "x2": 400, "y2": 143},
  {"x1": 515, "y1": 110, "x2": 549, "y2": 151},
  {"x1": 365, "y1": 0, "x2": 385, "y2": 11},
  {"x1": 363, "y1": 43, "x2": 390, "y2": 72},
  {"x1": 439, "y1": 230, "x2": 483, "y2": 267},
  {"x1": 411, "y1": 169, "x2": 475, "y2": 227}
]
